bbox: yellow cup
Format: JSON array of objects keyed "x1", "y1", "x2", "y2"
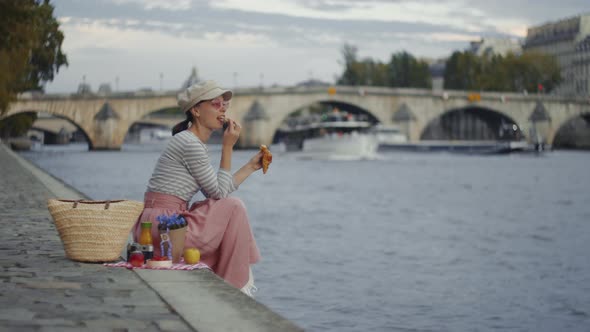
[{"x1": 183, "y1": 248, "x2": 201, "y2": 264}]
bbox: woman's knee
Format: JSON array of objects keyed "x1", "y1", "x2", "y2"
[{"x1": 221, "y1": 196, "x2": 247, "y2": 214}]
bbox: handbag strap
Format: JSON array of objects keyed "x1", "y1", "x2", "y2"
[{"x1": 72, "y1": 200, "x2": 111, "y2": 209}]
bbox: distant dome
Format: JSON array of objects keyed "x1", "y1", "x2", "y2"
[{"x1": 181, "y1": 67, "x2": 200, "y2": 90}]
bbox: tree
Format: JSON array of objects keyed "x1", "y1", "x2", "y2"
[
  {"x1": 337, "y1": 45, "x2": 431, "y2": 88},
  {"x1": 443, "y1": 51, "x2": 482, "y2": 90},
  {"x1": 337, "y1": 43, "x2": 360, "y2": 85},
  {"x1": 0, "y1": 0, "x2": 67, "y2": 115},
  {"x1": 443, "y1": 51, "x2": 463, "y2": 89},
  {"x1": 348, "y1": 58, "x2": 389, "y2": 86},
  {"x1": 443, "y1": 50, "x2": 561, "y2": 93},
  {"x1": 388, "y1": 51, "x2": 431, "y2": 88},
  {"x1": 0, "y1": 112, "x2": 37, "y2": 138},
  {"x1": 516, "y1": 51, "x2": 561, "y2": 93}
]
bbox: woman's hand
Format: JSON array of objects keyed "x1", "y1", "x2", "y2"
[
  {"x1": 222, "y1": 119, "x2": 241, "y2": 147},
  {"x1": 233, "y1": 150, "x2": 264, "y2": 186},
  {"x1": 247, "y1": 151, "x2": 263, "y2": 172}
]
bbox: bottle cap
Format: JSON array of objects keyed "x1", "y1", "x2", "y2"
[{"x1": 140, "y1": 222, "x2": 152, "y2": 229}]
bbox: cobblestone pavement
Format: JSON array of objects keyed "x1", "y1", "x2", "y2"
[{"x1": 0, "y1": 146, "x2": 194, "y2": 332}]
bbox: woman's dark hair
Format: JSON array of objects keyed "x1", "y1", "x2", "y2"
[
  {"x1": 172, "y1": 100, "x2": 211, "y2": 135},
  {"x1": 172, "y1": 101, "x2": 203, "y2": 136},
  {"x1": 172, "y1": 110, "x2": 192, "y2": 136}
]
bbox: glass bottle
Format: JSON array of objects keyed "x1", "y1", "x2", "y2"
[
  {"x1": 139, "y1": 222, "x2": 154, "y2": 262},
  {"x1": 139, "y1": 222, "x2": 153, "y2": 245}
]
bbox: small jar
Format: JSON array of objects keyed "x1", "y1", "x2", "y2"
[{"x1": 129, "y1": 250, "x2": 144, "y2": 267}]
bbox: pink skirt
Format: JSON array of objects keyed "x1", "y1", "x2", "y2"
[{"x1": 133, "y1": 191, "x2": 261, "y2": 289}]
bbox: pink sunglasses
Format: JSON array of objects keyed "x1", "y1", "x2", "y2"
[{"x1": 209, "y1": 99, "x2": 230, "y2": 110}]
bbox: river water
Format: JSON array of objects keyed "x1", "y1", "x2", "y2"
[{"x1": 20, "y1": 143, "x2": 590, "y2": 331}]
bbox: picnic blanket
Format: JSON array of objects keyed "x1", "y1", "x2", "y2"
[{"x1": 104, "y1": 260, "x2": 210, "y2": 270}]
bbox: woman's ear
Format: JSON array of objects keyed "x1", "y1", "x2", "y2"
[{"x1": 192, "y1": 107, "x2": 200, "y2": 118}]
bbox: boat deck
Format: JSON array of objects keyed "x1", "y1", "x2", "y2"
[{"x1": 378, "y1": 140, "x2": 538, "y2": 155}]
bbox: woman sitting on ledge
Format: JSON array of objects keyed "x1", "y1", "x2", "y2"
[{"x1": 133, "y1": 80, "x2": 262, "y2": 296}]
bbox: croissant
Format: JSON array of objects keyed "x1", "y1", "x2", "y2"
[{"x1": 260, "y1": 145, "x2": 272, "y2": 174}]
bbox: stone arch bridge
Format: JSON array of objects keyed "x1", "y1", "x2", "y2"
[{"x1": 3, "y1": 86, "x2": 589, "y2": 150}]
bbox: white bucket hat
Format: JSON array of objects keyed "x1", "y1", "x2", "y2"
[{"x1": 177, "y1": 80, "x2": 233, "y2": 113}]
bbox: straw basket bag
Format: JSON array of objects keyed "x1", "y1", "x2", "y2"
[{"x1": 47, "y1": 199, "x2": 144, "y2": 262}]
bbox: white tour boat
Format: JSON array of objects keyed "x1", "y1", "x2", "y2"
[
  {"x1": 279, "y1": 112, "x2": 378, "y2": 160},
  {"x1": 370, "y1": 124, "x2": 408, "y2": 148}
]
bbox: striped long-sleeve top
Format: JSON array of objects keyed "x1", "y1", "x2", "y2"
[{"x1": 147, "y1": 130, "x2": 237, "y2": 201}]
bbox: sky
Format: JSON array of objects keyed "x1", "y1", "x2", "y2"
[{"x1": 45, "y1": 0, "x2": 589, "y2": 93}]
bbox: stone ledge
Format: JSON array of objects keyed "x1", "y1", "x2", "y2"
[{"x1": 138, "y1": 269, "x2": 302, "y2": 332}]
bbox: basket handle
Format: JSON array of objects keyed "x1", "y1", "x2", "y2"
[{"x1": 72, "y1": 200, "x2": 111, "y2": 210}]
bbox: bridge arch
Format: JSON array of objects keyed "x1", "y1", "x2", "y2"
[
  {"x1": 270, "y1": 99, "x2": 380, "y2": 145},
  {"x1": 552, "y1": 112, "x2": 590, "y2": 149},
  {"x1": 1, "y1": 109, "x2": 93, "y2": 149},
  {"x1": 124, "y1": 106, "x2": 182, "y2": 144},
  {"x1": 279, "y1": 93, "x2": 386, "y2": 122},
  {"x1": 420, "y1": 106, "x2": 523, "y2": 141},
  {"x1": 278, "y1": 99, "x2": 380, "y2": 124},
  {"x1": 34, "y1": 113, "x2": 92, "y2": 148}
]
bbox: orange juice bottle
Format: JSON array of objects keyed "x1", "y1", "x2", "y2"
[
  {"x1": 139, "y1": 222, "x2": 153, "y2": 245},
  {"x1": 139, "y1": 222, "x2": 153, "y2": 262}
]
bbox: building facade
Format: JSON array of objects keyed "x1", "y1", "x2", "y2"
[
  {"x1": 524, "y1": 14, "x2": 590, "y2": 96},
  {"x1": 573, "y1": 36, "x2": 590, "y2": 96},
  {"x1": 469, "y1": 37, "x2": 522, "y2": 57}
]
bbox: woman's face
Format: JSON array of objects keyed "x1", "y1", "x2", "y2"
[{"x1": 194, "y1": 96, "x2": 229, "y2": 130}]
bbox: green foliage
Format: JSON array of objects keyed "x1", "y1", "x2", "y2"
[
  {"x1": 388, "y1": 51, "x2": 432, "y2": 88},
  {"x1": 337, "y1": 44, "x2": 360, "y2": 85},
  {"x1": 337, "y1": 45, "x2": 431, "y2": 88},
  {"x1": 443, "y1": 51, "x2": 561, "y2": 93},
  {"x1": 337, "y1": 44, "x2": 561, "y2": 93},
  {"x1": 345, "y1": 59, "x2": 389, "y2": 86},
  {"x1": 444, "y1": 51, "x2": 475, "y2": 89},
  {"x1": 0, "y1": 0, "x2": 67, "y2": 115},
  {"x1": 0, "y1": 112, "x2": 37, "y2": 138}
]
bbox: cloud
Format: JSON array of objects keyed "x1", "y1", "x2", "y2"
[
  {"x1": 288, "y1": 0, "x2": 377, "y2": 12},
  {"x1": 56, "y1": 0, "x2": 519, "y2": 42},
  {"x1": 108, "y1": 0, "x2": 196, "y2": 11},
  {"x1": 45, "y1": 0, "x2": 588, "y2": 92},
  {"x1": 210, "y1": 0, "x2": 521, "y2": 36},
  {"x1": 55, "y1": 0, "x2": 490, "y2": 49}
]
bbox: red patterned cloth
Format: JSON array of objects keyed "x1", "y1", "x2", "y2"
[{"x1": 104, "y1": 260, "x2": 210, "y2": 270}]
